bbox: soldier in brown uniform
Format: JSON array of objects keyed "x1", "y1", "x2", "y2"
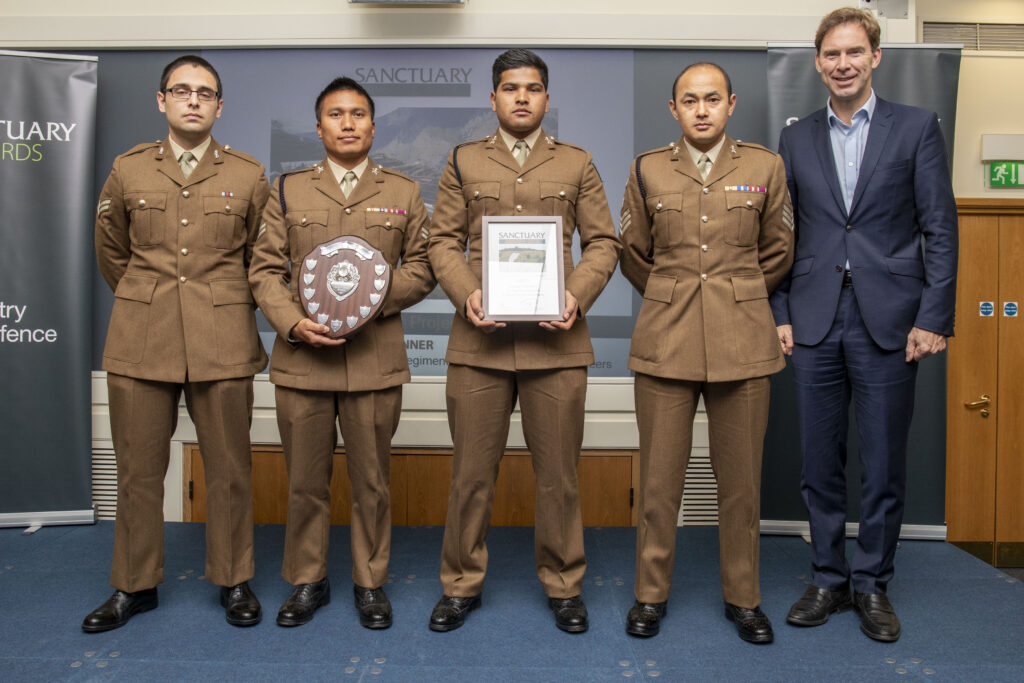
[
  {"x1": 619, "y1": 63, "x2": 794, "y2": 643},
  {"x1": 85, "y1": 55, "x2": 270, "y2": 631},
  {"x1": 249, "y1": 77, "x2": 434, "y2": 628},
  {"x1": 427, "y1": 49, "x2": 621, "y2": 634}
]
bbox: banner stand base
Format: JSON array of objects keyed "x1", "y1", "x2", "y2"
[{"x1": 0, "y1": 509, "x2": 97, "y2": 530}]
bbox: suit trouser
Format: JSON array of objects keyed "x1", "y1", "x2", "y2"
[
  {"x1": 107, "y1": 373, "x2": 255, "y2": 592},
  {"x1": 633, "y1": 372, "x2": 770, "y2": 608},
  {"x1": 275, "y1": 384, "x2": 401, "y2": 588},
  {"x1": 440, "y1": 364, "x2": 587, "y2": 599},
  {"x1": 791, "y1": 284, "x2": 916, "y2": 595}
]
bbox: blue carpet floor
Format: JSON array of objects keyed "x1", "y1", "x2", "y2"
[{"x1": 1, "y1": 522, "x2": 1022, "y2": 681}]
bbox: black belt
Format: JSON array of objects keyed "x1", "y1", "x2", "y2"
[{"x1": 842, "y1": 270, "x2": 853, "y2": 287}]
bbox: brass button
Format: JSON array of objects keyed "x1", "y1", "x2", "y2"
[
  {"x1": 701, "y1": 215, "x2": 708, "y2": 223},
  {"x1": 138, "y1": 199, "x2": 146, "y2": 207},
  {"x1": 182, "y1": 190, "x2": 190, "y2": 198},
  {"x1": 515, "y1": 204, "x2": 523, "y2": 212},
  {"x1": 181, "y1": 248, "x2": 188, "y2": 255},
  {"x1": 181, "y1": 218, "x2": 188, "y2": 226},
  {"x1": 224, "y1": 144, "x2": 231, "y2": 150},
  {"x1": 224, "y1": 204, "x2": 231, "y2": 212},
  {"x1": 746, "y1": 200, "x2": 753, "y2": 207},
  {"x1": 385, "y1": 220, "x2": 392, "y2": 227},
  {"x1": 656, "y1": 201, "x2": 663, "y2": 210},
  {"x1": 517, "y1": 177, "x2": 523, "y2": 184},
  {"x1": 345, "y1": 208, "x2": 352, "y2": 215},
  {"x1": 301, "y1": 217, "x2": 307, "y2": 225},
  {"x1": 701, "y1": 244, "x2": 708, "y2": 252},
  {"x1": 701, "y1": 273, "x2": 708, "y2": 281},
  {"x1": 703, "y1": 187, "x2": 709, "y2": 194},
  {"x1": 474, "y1": 190, "x2": 480, "y2": 198},
  {"x1": 179, "y1": 276, "x2": 187, "y2": 283},
  {"x1": 559, "y1": 190, "x2": 566, "y2": 198}
]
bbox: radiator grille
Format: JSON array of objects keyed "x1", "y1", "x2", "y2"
[
  {"x1": 91, "y1": 446, "x2": 118, "y2": 521},
  {"x1": 680, "y1": 449, "x2": 719, "y2": 526}
]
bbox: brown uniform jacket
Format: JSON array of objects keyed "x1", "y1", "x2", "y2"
[
  {"x1": 428, "y1": 128, "x2": 621, "y2": 371},
  {"x1": 620, "y1": 136, "x2": 794, "y2": 382},
  {"x1": 249, "y1": 158, "x2": 434, "y2": 393},
  {"x1": 95, "y1": 138, "x2": 270, "y2": 382}
]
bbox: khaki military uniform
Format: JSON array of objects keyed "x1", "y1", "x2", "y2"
[
  {"x1": 619, "y1": 135, "x2": 794, "y2": 608},
  {"x1": 95, "y1": 137, "x2": 270, "y2": 592},
  {"x1": 249, "y1": 158, "x2": 434, "y2": 589},
  {"x1": 428, "y1": 128, "x2": 621, "y2": 598}
]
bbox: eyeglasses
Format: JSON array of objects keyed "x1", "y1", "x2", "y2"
[{"x1": 164, "y1": 86, "x2": 220, "y2": 102}]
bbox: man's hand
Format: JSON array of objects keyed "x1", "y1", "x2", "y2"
[
  {"x1": 540, "y1": 291, "x2": 580, "y2": 332},
  {"x1": 777, "y1": 324, "x2": 794, "y2": 356},
  {"x1": 466, "y1": 289, "x2": 506, "y2": 332},
  {"x1": 905, "y1": 327, "x2": 946, "y2": 362},
  {"x1": 289, "y1": 318, "x2": 347, "y2": 348}
]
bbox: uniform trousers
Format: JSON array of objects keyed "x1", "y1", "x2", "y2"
[
  {"x1": 633, "y1": 372, "x2": 770, "y2": 608},
  {"x1": 107, "y1": 373, "x2": 255, "y2": 592},
  {"x1": 791, "y1": 283, "x2": 916, "y2": 595},
  {"x1": 440, "y1": 364, "x2": 587, "y2": 599},
  {"x1": 275, "y1": 384, "x2": 401, "y2": 588}
]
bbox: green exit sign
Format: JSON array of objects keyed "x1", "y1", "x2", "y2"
[{"x1": 990, "y1": 162, "x2": 1024, "y2": 187}]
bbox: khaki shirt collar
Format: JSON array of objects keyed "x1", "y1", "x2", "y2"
[
  {"x1": 167, "y1": 136, "x2": 212, "y2": 164},
  {"x1": 682, "y1": 136, "x2": 726, "y2": 168},
  {"x1": 497, "y1": 127, "x2": 543, "y2": 154},
  {"x1": 327, "y1": 157, "x2": 370, "y2": 186}
]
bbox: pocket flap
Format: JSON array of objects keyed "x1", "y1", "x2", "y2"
[
  {"x1": 726, "y1": 191, "x2": 766, "y2": 211},
  {"x1": 203, "y1": 196, "x2": 250, "y2": 217},
  {"x1": 540, "y1": 182, "x2": 579, "y2": 203},
  {"x1": 114, "y1": 274, "x2": 157, "y2": 303},
  {"x1": 210, "y1": 278, "x2": 254, "y2": 306},
  {"x1": 464, "y1": 181, "x2": 500, "y2": 202},
  {"x1": 645, "y1": 192, "x2": 682, "y2": 215},
  {"x1": 367, "y1": 212, "x2": 408, "y2": 230},
  {"x1": 731, "y1": 273, "x2": 768, "y2": 302},
  {"x1": 886, "y1": 257, "x2": 924, "y2": 279},
  {"x1": 286, "y1": 210, "x2": 329, "y2": 229},
  {"x1": 125, "y1": 192, "x2": 166, "y2": 211},
  {"x1": 643, "y1": 273, "x2": 676, "y2": 303},
  {"x1": 791, "y1": 255, "x2": 814, "y2": 277}
]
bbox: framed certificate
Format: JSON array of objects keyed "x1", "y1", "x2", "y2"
[{"x1": 481, "y1": 215, "x2": 565, "y2": 321}]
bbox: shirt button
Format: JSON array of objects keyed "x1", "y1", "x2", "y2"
[
  {"x1": 516, "y1": 204, "x2": 523, "y2": 212},
  {"x1": 182, "y1": 190, "x2": 190, "y2": 198},
  {"x1": 181, "y1": 218, "x2": 188, "y2": 226},
  {"x1": 517, "y1": 177, "x2": 523, "y2": 184},
  {"x1": 181, "y1": 248, "x2": 188, "y2": 255},
  {"x1": 703, "y1": 187, "x2": 709, "y2": 194},
  {"x1": 179, "y1": 276, "x2": 187, "y2": 283},
  {"x1": 848, "y1": 161, "x2": 854, "y2": 166},
  {"x1": 702, "y1": 215, "x2": 708, "y2": 223},
  {"x1": 701, "y1": 244, "x2": 708, "y2": 252},
  {"x1": 345, "y1": 208, "x2": 352, "y2": 214},
  {"x1": 701, "y1": 273, "x2": 708, "y2": 281}
]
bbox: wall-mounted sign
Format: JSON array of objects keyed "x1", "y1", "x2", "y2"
[
  {"x1": 1005, "y1": 302, "x2": 1019, "y2": 317},
  {"x1": 990, "y1": 162, "x2": 1024, "y2": 188},
  {"x1": 980, "y1": 301, "x2": 995, "y2": 316}
]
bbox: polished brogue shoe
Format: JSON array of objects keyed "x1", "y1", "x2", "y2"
[
  {"x1": 625, "y1": 600, "x2": 667, "y2": 638},
  {"x1": 354, "y1": 585, "x2": 392, "y2": 629},
  {"x1": 220, "y1": 581, "x2": 261, "y2": 627},
  {"x1": 854, "y1": 592, "x2": 901, "y2": 642},
  {"x1": 725, "y1": 603, "x2": 774, "y2": 644},
  {"x1": 548, "y1": 596, "x2": 588, "y2": 633},
  {"x1": 82, "y1": 588, "x2": 158, "y2": 633},
  {"x1": 429, "y1": 595, "x2": 481, "y2": 632},
  {"x1": 786, "y1": 584, "x2": 853, "y2": 626},
  {"x1": 276, "y1": 578, "x2": 330, "y2": 627}
]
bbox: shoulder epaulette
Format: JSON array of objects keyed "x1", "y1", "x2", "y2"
[
  {"x1": 735, "y1": 140, "x2": 773, "y2": 154},
  {"x1": 377, "y1": 165, "x2": 413, "y2": 183},
  {"x1": 220, "y1": 145, "x2": 262, "y2": 166},
  {"x1": 451, "y1": 138, "x2": 486, "y2": 187},
  {"x1": 122, "y1": 141, "x2": 160, "y2": 157},
  {"x1": 549, "y1": 138, "x2": 586, "y2": 153}
]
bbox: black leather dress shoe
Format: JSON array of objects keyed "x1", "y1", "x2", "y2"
[
  {"x1": 220, "y1": 581, "x2": 261, "y2": 627},
  {"x1": 429, "y1": 595, "x2": 481, "y2": 632},
  {"x1": 82, "y1": 588, "x2": 158, "y2": 633},
  {"x1": 548, "y1": 596, "x2": 588, "y2": 633},
  {"x1": 854, "y1": 592, "x2": 901, "y2": 642},
  {"x1": 786, "y1": 584, "x2": 853, "y2": 626},
  {"x1": 276, "y1": 578, "x2": 330, "y2": 627},
  {"x1": 725, "y1": 603, "x2": 774, "y2": 644},
  {"x1": 354, "y1": 585, "x2": 392, "y2": 629},
  {"x1": 626, "y1": 600, "x2": 667, "y2": 637}
]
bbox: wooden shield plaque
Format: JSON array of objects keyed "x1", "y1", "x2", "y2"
[{"x1": 299, "y1": 235, "x2": 391, "y2": 339}]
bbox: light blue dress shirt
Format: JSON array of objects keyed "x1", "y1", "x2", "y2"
[{"x1": 828, "y1": 90, "x2": 876, "y2": 271}]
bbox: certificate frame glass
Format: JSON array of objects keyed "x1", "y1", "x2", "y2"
[{"x1": 481, "y1": 215, "x2": 565, "y2": 321}]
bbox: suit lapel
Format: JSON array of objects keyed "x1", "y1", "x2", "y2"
[
  {"x1": 811, "y1": 111, "x2": 848, "y2": 218},
  {"x1": 849, "y1": 98, "x2": 893, "y2": 217}
]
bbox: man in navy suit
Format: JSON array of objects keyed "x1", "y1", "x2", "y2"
[{"x1": 770, "y1": 7, "x2": 957, "y2": 642}]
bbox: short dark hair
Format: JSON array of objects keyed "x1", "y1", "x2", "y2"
[
  {"x1": 815, "y1": 7, "x2": 881, "y2": 53},
  {"x1": 160, "y1": 55, "x2": 222, "y2": 98},
  {"x1": 672, "y1": 62, "x2": 733, "y2": 100},
  {"x1": 314, "y1": 76, "x2": 376, "y2": 121},
  {"x1": 492, "y1": 49, "x2": 549, "y2": 92}
]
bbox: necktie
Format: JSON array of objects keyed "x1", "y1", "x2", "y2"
[
  {"x1": 341, "y1": 171, "x2": 357, "y2": 199},
  {"x1": 179, "y1": 151, "x2": 195, "y2": 179},
  {"x1": 698, "y1": 153, "x2": 711, "y2": 180},
  {"x1": 513, "y1": 139, "x2": 529, "y2": 167}
]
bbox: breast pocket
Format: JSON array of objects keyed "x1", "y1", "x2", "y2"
[
  {"x1": 540, "y1": 181, "x2": 579, "y2": 219},
  {"x1": 725, "y1": 191, "x2": 765, "y2": 246},
  {"x1": 125, "y1": 192, "x2": 167, "y2": 246},
  {"x1": 285, "y1": 210, "x2": 330, "y2": 268},
  {"x1": 203, "y1": 196, "x2": 250, "y2": 250},
  {"x1": 366, "y1": 212, "x2": 408, "y2": 263},
  {"x1": 463, "y1": 182, "x2": 500, "y2": 233},
  {"x1": 645, "y1": 192, "x2": 683, "y2": 248}
]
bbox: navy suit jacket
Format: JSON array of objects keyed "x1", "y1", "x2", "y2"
[{"x1": 769, "y1": 97, "x2": 958, "y2": 351}]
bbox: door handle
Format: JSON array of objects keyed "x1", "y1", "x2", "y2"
[{"x1": 964, "y1": 395, "x2": 990, "y2": 409}]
